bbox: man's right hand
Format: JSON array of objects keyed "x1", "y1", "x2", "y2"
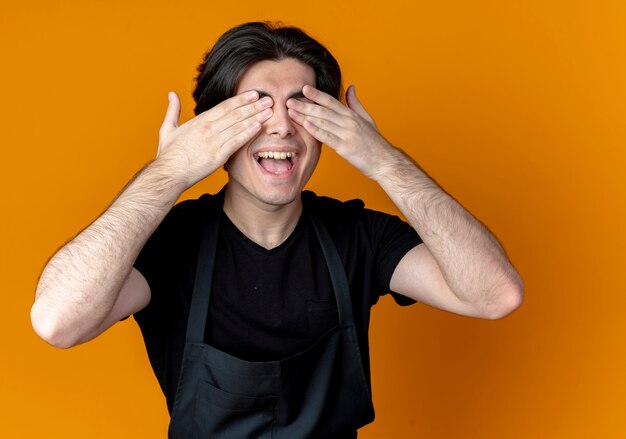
[
  {"x1": 156, "y1": 90, "x2": 274, "y2": 188},
  {"x1": 31, "y1": 90, "x2": 275, "y2": 348}
]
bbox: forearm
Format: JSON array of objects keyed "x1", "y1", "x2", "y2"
[
  {"x1": 373, "y1": 146, "x2": 523, "y2": 316},
  {"x1": 286, "y1": 85, "x2": 522, "y2": 317},
  {"x1": 32, "y1": 160, "x2": 184, "y2": 346}
]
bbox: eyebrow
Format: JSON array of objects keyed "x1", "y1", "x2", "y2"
[{"x1": 256, "y1": 89, "x2": 307, "y2": 100}]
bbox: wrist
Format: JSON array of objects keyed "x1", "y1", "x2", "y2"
[
  {"x1": 144, "y1": 157, "x2": 190, "y2": 195},
  {"x1": 367, "y1": 143, "x2": 413, "y2": 182},
  {"x1": 114, "y1": 160, "x2": 187, "y2": 212}
]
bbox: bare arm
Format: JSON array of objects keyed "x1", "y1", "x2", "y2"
[
  {"x1": 32, "y1": 162, "x2": 182, "y2": 348},
  {"x1": 373, "y1": 149, "x2": 523, "y2": 319},
  {"x1": 32, "y1": 91, "x2": 274, "y2": 348},
  {"x1": 287, "y1": 85, "x2": 523, "y2": 319}
]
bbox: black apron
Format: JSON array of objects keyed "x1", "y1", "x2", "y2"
[{"x1": 168, "y1": 196, "x2": 375, "y2": 438}]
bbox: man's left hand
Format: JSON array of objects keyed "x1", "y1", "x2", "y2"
[{"x1": 287, "y1": 85, "x2": 393, "y2": 179}]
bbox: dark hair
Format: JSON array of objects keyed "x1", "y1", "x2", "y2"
[{"x1": 193, "y1": 21, "x2": 342, "y2": 115}]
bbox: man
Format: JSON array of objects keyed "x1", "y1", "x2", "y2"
[{"x1": 32, "y1": 22, "x2": 523, "y2": 438}]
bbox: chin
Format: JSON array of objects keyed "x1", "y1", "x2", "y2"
[{"x1": 254, "y1": 187, "x2": 301, "y2": 207}]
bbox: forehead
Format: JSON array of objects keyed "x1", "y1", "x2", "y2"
[{"x1": 235, "y1": 58, "x2": 316, "y2": 96}]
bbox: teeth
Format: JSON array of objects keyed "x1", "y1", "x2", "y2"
[{"x1": 257, "y1": 151, "x2": 295, "y2": 159}]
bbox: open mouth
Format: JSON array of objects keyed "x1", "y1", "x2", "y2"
[{"x1": 255, "y1": 151, "x2": 296, "y2": 175}]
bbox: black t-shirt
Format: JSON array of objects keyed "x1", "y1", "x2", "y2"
[{"x1": 134, "y1": 190, "x2": 422, "y2": 413}]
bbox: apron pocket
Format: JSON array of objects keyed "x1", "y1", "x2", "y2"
[
  {"x1": 193, "y1": 380, "x2": 276, "y2": 439},
  {"x1": 307, "y1": 299, "x2": 339, "y2": 337}
]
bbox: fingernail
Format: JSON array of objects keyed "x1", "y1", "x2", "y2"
[
  {"x1": 261, "y1": 96, "x2": 273, "y2": 106},
  {"x1": 247, "y1": 90, "x2": 259, "y2": 100}
]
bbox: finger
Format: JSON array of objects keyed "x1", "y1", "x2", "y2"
[
  {"x1": 288, "y1": 108, "x2": 342, "y2": 134},
  {"x1": 203, "y1": 90, "x2": 261, "y2": 121},
  {"x1": 346, "y1": 85, "x2": 376, "y2": 126},
  {"x1": 217, "y1": 115, "x2": 267, "y2": 157},
  {"x1": 287, "y1": 108, "x2": 305, "y2": 126},
  {"x1": 157, "y1": 92, "x2": 181, "y2": 157},
  {"x1": 286, "y1": 97, "x2": 339, "y2": 122},
  {"x1": 213, "y1": 106, "x2": 273, "y2": 151},
  {"x1": 160, "y1": 91, "x2": 181, "y2": 137},
  {"x1": 288, "y1": 109, "x2": 341, "y2": 147},
  {"x1": 215, "y1": 96, "x2": 273, "y2": 134},
  {"x1": 302, "y1": 85, "x2": 351, "y2": 116}
]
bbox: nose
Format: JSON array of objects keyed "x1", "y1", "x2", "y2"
[{"x1": 264, "y1": 102, "x2": 295, "y2": 138}]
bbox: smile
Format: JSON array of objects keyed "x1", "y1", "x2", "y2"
[
  {"x1": 255, "y1": 151, "x2": 297, "y2": 175},
  {"x1": 256, "y1": 151, "x2": 295, "y2": 160}
]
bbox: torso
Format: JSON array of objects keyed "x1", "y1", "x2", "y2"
[
  {"x1": 207, "y1": 211, "x2": 339, "y2": 361},
  {"x1": 133, "y1": 190, "x2": 422, "y2": 413}
]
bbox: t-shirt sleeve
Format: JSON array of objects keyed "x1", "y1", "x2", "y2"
[{"x1": 364, "y1": 208, "x2": 423, "y2": 306}]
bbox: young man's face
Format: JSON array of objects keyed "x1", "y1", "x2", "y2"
[{"x1": 225, "y1": 58, "x2": 321, "y2": 210}]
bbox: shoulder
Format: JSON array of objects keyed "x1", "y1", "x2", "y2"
[
  {"x1": 301, "y1": 190, "x2": 403, "y2": 229},
  {"x1": 173, "y1": 191, "x2": 221, "y2": 215},
  {"x1": 163, "y1": 190, "x2": 223, "y2": 225},
  {"x1": 142, "y1": 190, "x2": 224, "y2": 251},
  {"x1": 302, "y1": 191, "x2": 365, "y2": 220},
  {"x1": 301, "y1": 190, "x2": 410, "y2": 248},
  {"x1": 301, "y1": 190, "x2": 421, "y2": 251}
]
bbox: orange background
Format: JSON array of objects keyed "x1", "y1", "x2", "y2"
[{"x1": 2, "y1": 0, "x2": 625, "y2": 437}]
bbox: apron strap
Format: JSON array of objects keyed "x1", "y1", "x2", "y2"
[
  {"x1": 186, "y1": 191, "x2": 355, "y2": 344},
  {"x1": 309, "y1": 213, "x2": 355, "y2": 325},
  {"x1": 185, "y1": 192, "x2": 223, "y2": 344}
]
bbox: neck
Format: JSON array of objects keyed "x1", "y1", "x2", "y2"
[{"x1": 223, "y1": 185, "x2": 303, "y2": 250}]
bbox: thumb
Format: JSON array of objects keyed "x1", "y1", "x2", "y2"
[
  {"x1": 346, "y1": 85, "x2": 376, "y2": 127},
  {"x1": 157, "y1": 91, "x2": 181, "y2": 157}
]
